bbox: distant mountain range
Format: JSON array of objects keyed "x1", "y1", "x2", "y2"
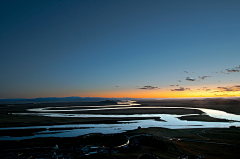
[
  {"x1": 1, "y1": 96, "x2": 239, "y2": 104},
  {"x1": 0, "y1": 97, "x2": 135, "y2": 104}
]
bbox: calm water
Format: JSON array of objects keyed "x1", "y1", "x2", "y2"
[{"x1": 1, "y1": 101, "x2": 240, "y2": 140}]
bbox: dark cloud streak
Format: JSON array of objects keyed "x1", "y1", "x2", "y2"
[
  {"x1": 171, "y1": 87, "x2": 190, "y2": 91},
  {"x1": 186, "y1": 77, "x2": 195, "y2": 81},
  {"x1": 138, "y1": 86, "x2": 160, "y2": 90},
  {"x1": 226, "y1": 65, "x2": 240, "y2": 73},
  {"x1": 198, "y1": 76, "x2": 211, "y2": 80},
  {"x1": 217, "y1": 85, "x2": 240, "y2": 92}
]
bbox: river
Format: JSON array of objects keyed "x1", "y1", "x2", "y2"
[{"x1": 1, "y1": 101, "x2": 240, "y2": 140}]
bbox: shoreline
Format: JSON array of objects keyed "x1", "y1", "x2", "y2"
[
  {"x1": 0, "y1": 114, "x2": 164, "y2": 128},
  {"x1": 1, "y1": 127, "x2": 240, "y2": 159},
  {"x1": 1, "y1": 99, "x2": 240, "y2": 129}
]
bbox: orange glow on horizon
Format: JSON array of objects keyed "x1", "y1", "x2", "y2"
[
  {"x1": 72, "y1": 89, "x2": 240, "y2": 99},
  {"x1": 16, "y1": 87, "x2": 240, "y2": 99}
]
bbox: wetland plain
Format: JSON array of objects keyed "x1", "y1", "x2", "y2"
[{"x1": 1, "y1": 98, "x2": 240, "y2": 158}]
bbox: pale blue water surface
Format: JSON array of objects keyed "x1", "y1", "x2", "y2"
[{"x1": 1, "y1": 101, "x2": 240, "y2": 140}]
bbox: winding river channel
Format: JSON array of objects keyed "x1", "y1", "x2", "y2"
[{"x1": 1, "y1": 101, "x2": 240, "y2": 140}]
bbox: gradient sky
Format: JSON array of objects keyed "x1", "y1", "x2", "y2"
[{"x1": 1, "y1": 0, "x2": 240, "y2": 99}]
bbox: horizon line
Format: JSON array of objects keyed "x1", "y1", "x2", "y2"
[{"x1": 1, "y1": 96, "x2": 240, "y2": 100}]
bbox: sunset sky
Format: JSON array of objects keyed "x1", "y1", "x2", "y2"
[{"x1": 1, "y1": 0, "x2": 240, "y2": 99}]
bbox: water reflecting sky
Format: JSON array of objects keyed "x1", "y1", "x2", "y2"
[{"x1": 1, "y1": 103, "x2": 240, "y2": 140}]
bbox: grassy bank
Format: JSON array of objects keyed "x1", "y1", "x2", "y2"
[
  {"x1": 178, "y1": 114, "x2": 235, "y2": 122},
  {"x1": 0, "y1": 114, "x2": 163, "y2": 128},
  {"x1": 1, "y1": 127, "x2": 240, "y2": 159}
]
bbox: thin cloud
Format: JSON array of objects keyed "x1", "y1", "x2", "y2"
[
  {"x1": 226, "y1": 69, "x2": 239, "y2": 72},
  {"x1": 214, "y1": 94, "x2": 230, "y2": 97},
  {"x1": 217, "y1": 87, "x2": 234, "y2": 91},
  {"x1": 171, "y1": 87, "x2": 190, "y2": 91},
  {"x1": 211, "y1": 91, "x2": 221, "y2": 93},
  {"x1": 138, "y1": 86, "x2": 160, "y2": 90},
  {"x1": 226, "y1": 65, "x2": 240, "y2": 73},
  {"x1": 198, "y1": 76, "x2": 211, "y2": 80},
  {"x1": 186, "y1": 77, "x2": 195, "y2": 81},
  {"x1": 217, "y1": 85, "x2": 240, "y2": 92}
]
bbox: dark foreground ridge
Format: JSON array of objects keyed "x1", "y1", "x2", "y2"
[{"x1": 1, "y1": 127, "x2": 240, "y2": 159}]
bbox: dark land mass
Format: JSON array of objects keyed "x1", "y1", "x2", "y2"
[
  {"x1": 136, "y1": 97, "x2": 240, "y2": 115},
  {"x1": 51, "y1": 108, "x2": 203, "y2": 115},
  {"x1": 1, "y1": 127, "x2": 240, "y2": 159},
  {"x1": 0, "y1": 101, "x2": 116, "y2": 113},
  {"x1": 1, "y1": 98, "x2": 240, "y2": 158},
  {"x1": 0, "y1": 114, "x2": 163, "y2": 128},
  {"x1": 178, "y1": 114, "x2": 235, "y2": 122}
]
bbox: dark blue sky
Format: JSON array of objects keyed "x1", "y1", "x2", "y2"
[{"x1": 1, "y1": 0, "x2": 240, "y2": 98}]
